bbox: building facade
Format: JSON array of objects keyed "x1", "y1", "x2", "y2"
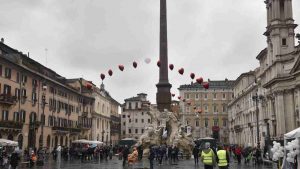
[
  {"x1": 229, "y1": 0, "x2": 300, "y2": 147},
  {"x1": 228, "y1": 71, "x2": 261, "y2": 147},
  {"x1": 0, "y1": 41, "x2": 94, "y2": 151},
  {"x1": 178, "y1": 80, "x2": 234, "y2": 143},
  {"x1": 121, "y1": 93, "x2": 151, "y2": 139}
]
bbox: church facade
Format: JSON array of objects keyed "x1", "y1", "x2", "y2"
[{"x1": 229, "y1": 0, "x2": 300, "y2": 147}]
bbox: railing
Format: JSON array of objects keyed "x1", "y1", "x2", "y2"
[
  {"x1": 0, "y1": 121, "x2": 23, "y2": 129},
  {"x1": 52, "y1": 126, "x2": 81, "y2": 133},
  {"x1": 0, "y1": 94, "x2": 17, "y2": 105}
]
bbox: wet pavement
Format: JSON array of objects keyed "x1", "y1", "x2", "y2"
[{"x1": 18, "y1": 157, "x2": 277, "y2": 169}]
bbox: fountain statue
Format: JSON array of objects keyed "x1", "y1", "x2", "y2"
[{"x1": 137, "y1": 107, "x2": 195, "y2": 157}]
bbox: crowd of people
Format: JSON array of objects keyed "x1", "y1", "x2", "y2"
[{"x1": 0, "y1": 142, "x2": 272, "y2": 169}]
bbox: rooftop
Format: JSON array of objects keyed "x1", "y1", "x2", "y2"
[{"x1": 178, "y1": 80, "x2": 235, "y2": 90}]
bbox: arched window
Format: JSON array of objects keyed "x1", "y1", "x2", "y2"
[
  {"x1": 7, "y1": 134, "x2": 13, "y2": 141},
  {"x1": 47, "y1": 135, "x2": 51, "y2": 148},
  {"x1": 60, "y1": 136, "x2": 63, "y2": 146},
  {"x1": 18, "y1": 134, "x2": 23, "y2": 149}
]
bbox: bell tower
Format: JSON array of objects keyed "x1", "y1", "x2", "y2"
[{"x1": 264, "y1": 0, "x2": 297, "y2": 57}]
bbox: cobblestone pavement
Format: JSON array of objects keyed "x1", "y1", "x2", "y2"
[{"x1": 18, "y1": 157, "x2": 277, "y2": 169}]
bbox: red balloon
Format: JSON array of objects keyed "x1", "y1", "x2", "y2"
[
  {"x1": 193, "y1": 106, "x2": 197, "y2": 110},
  {"x1": 197, "y1": 109, "x2": 202, "y2": 114},
  {"x1": 178, "y1": 68, "x2": 184, "y2": 75},
  {"x1": 178, "y1": 96, "x2": 181, "y2": 100},
  {"x1": 190, "y1": 73, "x2": 195, "y2": 79},
  {"x1": 157, "y1": 60, "x2": 161, "y2": 67},
  {"x1": 169, "y1": 64, "x2": 174, "y2": 70},
  {"x1": 118, "y1": 65, "x2": 124, "y2": 71},
  {"x1": 196, "y1": 77, "x2": 203, "y2": 84},
  {"x1": 182, "y1": 99, "x2": 186, "y2": 102},
  {"x1": 100, "y1": 73, "x2": 105, "y2": 80},
  {"x1": 172, "y1": 94, "x2": 175, "y2": 97},
  {"x1": 203, "y1": 82, "x2": 209, "y2": 89},
  {"x1": 133, "y1": 61, "x2": 137, "y2": 68},
  {"x1": 108, "y1": 69, "x2": 113, "y2": 76},
  {"x1": 86, "y1": 83, "x2": 92, "y2": 90}
]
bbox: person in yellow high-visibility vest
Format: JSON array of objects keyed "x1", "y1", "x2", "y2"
[
  {"x1": 216, "y1": 145, "x2": 230, "y2": 169},
  {"x1": 201, "y1": 142, "x2": 216, "y2": 169}
]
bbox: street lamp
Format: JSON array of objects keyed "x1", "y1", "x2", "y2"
[
  {"x1": 37, "y1": 85, "x2": 47, "y2": 166},
  {"x1": 252, "y1": 92, "x2": 264, "y2": 164}
]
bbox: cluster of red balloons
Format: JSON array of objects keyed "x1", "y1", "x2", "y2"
[{"x1": 97, "y1": 59, "x2": 210, "y2": 99}]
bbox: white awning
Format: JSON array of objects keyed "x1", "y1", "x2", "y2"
[
  {"x1": 0, "y1": 139, "x2": 18, "y2": 147},
  {"x1": 284, "y1": 127, "x2": 300, "y2": 139}
]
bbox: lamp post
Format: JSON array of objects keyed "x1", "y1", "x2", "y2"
[
  {"x1": 252, "y1": 92, "x2": 264, "y2": 165},
  {"x1": 37, "y1": 85, "x2": 47, "y2": 166}
]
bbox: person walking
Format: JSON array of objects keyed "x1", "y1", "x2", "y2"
[
  {"x1": 56, "y1": 144, "x2": 62, "y2": 164},
  {"x1": 122, "y1": 145, "x2": 129, "y2": 167},
  {"x1": 201, "y1": 142, "x2": 216, "y2": 169},
  {"x1": 217, "y1": 145, "x2": 230, "y2": 169},
  {"x1": 235, "y1": 146, "x2": 242, "y2": 164},
  {"x1": 148, "y1": 146, "x2": 155, "y2": 169},
  {"x1": 193, "y1": 146, "x2": 200, "y2": 165},
  {"x1": 10, "y1": 150, "x2": 19, "y2": 169}
]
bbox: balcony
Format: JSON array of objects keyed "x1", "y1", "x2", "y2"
[
  {"x1": 0, "y1": 121, "x2": 23, "y2": 129},
  {"x1": 52, "y1": 126, "x2": 81, "y2": 133},
  {"x1": 82, "y1": 112, "x2": 88, "y2": 117},
  {"x1": 0, "y1": 94, "x2": 17, "y2": 105}
]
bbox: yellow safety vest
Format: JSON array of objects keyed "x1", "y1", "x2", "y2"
[
  {"x1": 201, "y1": 149, "x2": 213, "y2": 165},
  {"x1": 217, "y1": 150, "x2": 228, "y2": 166}
]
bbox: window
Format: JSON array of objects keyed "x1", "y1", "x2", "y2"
[
  {"x1": 213, "y1": 93, "x2": 217, "y2": 99},
  {"x1": 135, "y1": 119, "x2": 138, "y2": 123},
  {"x1": 15, "y1": 88, "x2": 20, "y2": 99},
  {"x1": 213, "y1": 119, "x2": 219, "y2": 126},
  {"x1": 223, "y1": 105, "x2": 227, "y2": 112},
  {"x1": 3, "y1": 85, "x2": 11, "y2": 95},
  {"x1": 16, "y1": 72, "x2": 19, "y2": 83},
  {"x1": 129, "y1": 119, "x2": 131, "y2": 123},
  {"x1": 195, "y1": 94, "x2": 199, "y2": 100},
  {"x1": 21, "y1": 75, "x2": 27, "y2": 83},
  {"x1": 129, "y1": 102, "x2": 132, "y2": 109},
  {"x1": 32, "y1": 79, "x2": 38, "y2": 87},
  {"x1": 204, "y1": 105, "x2": 208, "y2": 111},
  {"x1": 142, "y1": 129, "x2": 144, "y2": 133},
  {"x1": 4, "y1": 68, "x2": 11, "y2": 79},
  {"x1": 141, "y1": 119, "x2": 144, "y2": 123},
  {"x1": 196, "y1": 120, "x2": 199, "y2": 127},
  {"x1": 186, "y1": 120, "x2": 190, "y2": 125},
  {"x1": 13, "y1": 112, "x2": 19, "y2": 122},
  {"x1": 204, "y1": 93, "x2": 208, "y2": 99},
  {"x1": 205, "y1": 119, "x2": 209, "y2": 127},
  {"x1": 123, "y1": 130, "x2": 126, "y2": 135},
  {"x1": 186, "y1": 107, "x2": 190, "y2": 113},
  {"x1": 185, "y1": 93, "x2": 190, "y2": 99},
  {"x1": 21, "y1": 89, "x2": 26, "y2": 97},
  {"x1": 128, "y1": 129, "x2": 131, "y2": 134},
  {"x1": 142, "y1": 112, "x2": 144, "y2": 116},
  {"x1": 223, "y1": 119, "x2": 227, "y2": 127},
  {"x1": 282, "y1": 38, "x2": 287, "y2": 46},
  {"x1": 123, "y1": 122, "x2": 125, "y2": 126},
  {"x1": 135, "y1": 102, "x2": 138, "y2": 109},
  {"x1": 223, "y1": 93, "x2": 226, "y2": 99},
  {"x1": 41, "y1": 114, "x2": 45, "y2": 125},
  {"x1": 135, "y1": 129, "x2": 138, "y2": 134},
  {"x1": 2, "y1": 110, "x2": 9, "y2": 121},
  {"x1": 213, "y1": 105, "x2": 218, "y2": 113},
  {"x1": 148, "y1": 119, "x2": 151, "y2": 123},
  {"x1": 0, "y1": 65, "x2": 2, "y2": 76},
  {"x1": 32, "y1": 92, "x2": 37, "y2": 102},
  {"x1": 20, "y1": 110, "x2": 26, "y2": 123}
]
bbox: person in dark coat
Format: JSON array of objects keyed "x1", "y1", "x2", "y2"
[
  {"x1": 148, "y1": 146, "x2": 155, "y2": 169},
  {"x1": 122, "y1": 145, "x2": 129, "y2": 167},
  {"x1": 193, "y1": 146, "x2": 200, "y2": 165},
  {"x1": 10, "y1": 151, "x2": 19, "y2": 169}
]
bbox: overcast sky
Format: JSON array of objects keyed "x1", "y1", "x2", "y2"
[{"x1": 0, "y1": 0, "x2": 299, "y2": 104}]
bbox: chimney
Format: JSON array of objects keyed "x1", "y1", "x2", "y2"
[{"x1": 1, "y1": 38, "x2": 4, "y2": 43}]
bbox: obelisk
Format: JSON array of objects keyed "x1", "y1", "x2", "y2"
[{"x1": 156, "y1": 0, "x2": 172, "y2": 112}]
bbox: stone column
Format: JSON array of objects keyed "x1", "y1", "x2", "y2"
[
  {"x1": 274, "y1": 0, "x2": 280, "y2": 19},
  {"x1": 286, "y1": 0, "x2": 293, "y2": 20},
  {"x1": 275, "y1": 91, "x2": 285, "y2": 136},
  {"x1": 284, "y1": 90, "x2": 295, "y2": 132}
]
